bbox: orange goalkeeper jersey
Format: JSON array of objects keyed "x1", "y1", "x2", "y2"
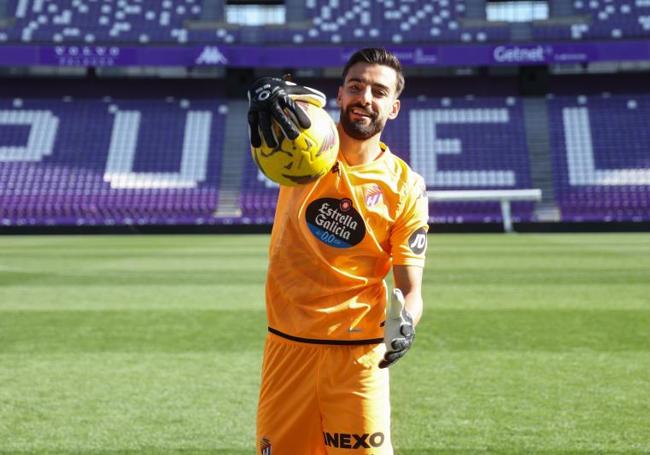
[{"x1": 266, "y1": 143, "x2": 429, "y2": 343}]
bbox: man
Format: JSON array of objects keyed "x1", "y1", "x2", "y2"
[{"x1": 248, "y1": 48, "x2": 428, "y2": 454}]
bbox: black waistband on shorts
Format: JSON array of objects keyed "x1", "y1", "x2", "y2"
[{"x1": 268, "y1": 327, "x2": 383, "y2": 346}]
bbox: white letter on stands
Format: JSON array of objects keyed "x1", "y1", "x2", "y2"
[
  {"x1": 104, "y1": 110, "x2": 212, "y2": 189},
  {"x1": 563, "y1": 107, "x2": 650, "y2": 185},
  {"x1": 0, "y1": 110, "x2": 59, "y2": 162},
  {"x1": 409, "y1": 108, "x2": 515, "y2": 187}
]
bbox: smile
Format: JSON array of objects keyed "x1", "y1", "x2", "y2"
[{"x1": 350, "y1": 108, "x2": 374, "y2": 119}]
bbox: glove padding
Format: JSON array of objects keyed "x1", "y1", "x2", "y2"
[
  {"x1": 247, "y1": 77, "x2": 326, "y2": 149},
  {"x1": 379, "y1": 289, "x2": 415, "y2": 369}
]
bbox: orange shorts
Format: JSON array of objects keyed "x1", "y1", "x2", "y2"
[{"x1": 256, "y1": 332, "x2": 393, "y2": 455}]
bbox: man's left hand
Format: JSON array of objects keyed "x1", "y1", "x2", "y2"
[{"x1": 379, "y1": 289, "x2": 415, "y2": 369}]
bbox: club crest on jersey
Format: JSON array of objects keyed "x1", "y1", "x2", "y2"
[
  {"x1": 260, "y1": 436, "x2": 272, "y2": 455},
  {"x1": 306, "y1": 198, "x2": 366, "y2": 248},
  {"x1": 365, "y1": 184, "x2": 384, "y2": 208}
]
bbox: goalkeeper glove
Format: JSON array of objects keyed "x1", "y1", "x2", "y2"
[
  {"x1": 247, "y1": 77, "x2": 326, "y2": 149},
  {"x1": 379, "y1": 289, "x2": 415, "y2": 369}
]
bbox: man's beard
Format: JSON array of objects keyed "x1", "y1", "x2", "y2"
[{"x1": 339, "y1": 105, "x2": 386, "y2": 140}]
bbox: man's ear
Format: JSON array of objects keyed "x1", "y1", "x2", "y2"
[
  {"x1": 336, "y1": 86, "x2": 342, "y2": 106},
  {"x1": 388, "y1": 98, "x2": 401, "y2": 120}
]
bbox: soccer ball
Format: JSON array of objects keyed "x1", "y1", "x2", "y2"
[{"x1": 251, "y1": 101, "x2": 339, "y2": 187}]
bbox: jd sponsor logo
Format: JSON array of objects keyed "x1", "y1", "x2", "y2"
[
  {"x1": 306, "y1": 198, "x2": 366, "y2": 248},
  {"x1": 323, "y1": 431, "x2": 385, "y2": 449},
  {"x1": 408, "y1": 227, "x2": 427, "y2": 255}
]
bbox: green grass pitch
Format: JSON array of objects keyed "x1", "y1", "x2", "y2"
[{"x1": 1, "y1": 233, "x2": 649, "y2": 454}]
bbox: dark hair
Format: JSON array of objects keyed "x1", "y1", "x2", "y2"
[{"x1": 342, "y1": 48, "x2": 405, "y2": 97}]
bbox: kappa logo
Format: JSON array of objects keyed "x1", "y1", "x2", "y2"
[
  {"x1": 408, "y1": 227, "x2": 427, "y2": 255},
  {"x1": 196, "y1": 46, "x2": 228, "y2": 65},
  {"x1": 323, "y1": 431, "x2": 385, "y2": 449},
  {"x1": 260, "y1": 436, "x2": 272, "y2": 455}
]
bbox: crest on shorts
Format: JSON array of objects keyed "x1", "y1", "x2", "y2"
[{"x1": 260, "y1": 436, "x2": 272, "y2": 455}]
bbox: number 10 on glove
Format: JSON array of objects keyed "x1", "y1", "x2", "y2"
[{"x1": 379, "y1": 289, "x2": 415, "y2": 369}]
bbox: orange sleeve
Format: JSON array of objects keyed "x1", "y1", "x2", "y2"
[{"x1": 390, "y1": 175, "x2": 429, "y2": 267}]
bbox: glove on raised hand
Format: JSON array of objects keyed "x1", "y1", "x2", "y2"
[
  {"x1": 379, "y1": 289, "x2": 415, "y2": 369},
  {"x1": 247, "y1": 77, "x2": 326, "y2": 149}
]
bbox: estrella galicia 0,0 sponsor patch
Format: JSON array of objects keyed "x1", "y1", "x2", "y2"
[
  {"x1": 306, "y1": 198, "x2": 366, "y2": 248},
  {"x1": 408, "y1": 227, "x2": 427, "y2": 255}
]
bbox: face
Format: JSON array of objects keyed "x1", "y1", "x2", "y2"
[{"x1": 337, "y1": 62, "x2": 401, "y2": 141}]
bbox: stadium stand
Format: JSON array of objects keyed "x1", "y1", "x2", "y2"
[
  {"x1": 533, "y1": 0, "x2": 650, "y2": 41},
  {"x1": 384, "y1": 93, "x2": 536, "y2": 224},
  {"x1": 0, "y1": 2, "x2": 649, "y2": 230},
  {"x1": 277, "y1": 0, "x2": 511, "y2": 45},
  {"x1": 547, "y1": 92, "x2": 650, "y2": 222},
  {"x1": 4, "y1": 0, "x2": 648, "y2": 46},
  {"x1": 242, "y1": 87, "x2": 536, "y2": 225},
  {"x1": 0, "y1": 81, "x2": 227, "y2": 225},
  {"x1": 2, "y1": 74, "x2": 649, "y2": 227},
  {"x1": 240, "y1": 158, "x2": 278, "y2": 224},
  {"x1": 3, "y1": 0, "x2": 498, "y2": 45},
  {"x1": 3, "y1": 0, "x2": 239, "y2": 45}
]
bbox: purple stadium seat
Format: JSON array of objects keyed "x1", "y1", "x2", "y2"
[
  {"x1": 0, "y1": 95, "x2": 225, "y2": 225},
  {"x1": 533, "y1": 0, "x2": 650, "y2": 41},
  {"x1": 3, "y1": 0, "x2": 511, "y2": 45},
  {"x1": 2, "y1": 79, "x2": 649, "y2": 227},
  {"x1": 5, "y1": 0, "x2": 648, "y2": 45},
  {"x1": 547, "y1": 92, "x2": 650, "y2": 222},
  {"x1": 4, "y1": 0, "x2": 238, "y2": 45}
]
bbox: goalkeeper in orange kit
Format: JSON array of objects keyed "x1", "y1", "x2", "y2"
[{"x1": 248, "y1": 48, "x2": 428, "y2": 454}]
